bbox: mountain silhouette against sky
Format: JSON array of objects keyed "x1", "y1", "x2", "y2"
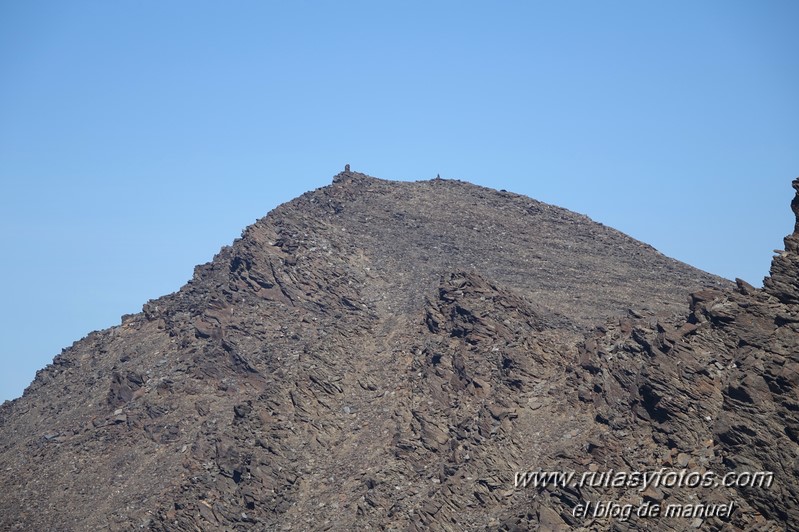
[{"x1": 1, "y1": 170, "x2": 796, "y2": 531}]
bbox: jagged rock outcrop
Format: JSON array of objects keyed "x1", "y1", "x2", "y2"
[
  {"x1": 764, "y1": 178, "x2": 799, "y2": 303},
  {"x1": 9, "y1": 168, "x2": 797, "y2": 531},
  {"x1": 566, "y1": 179, "x2": 799, "y2": 530}
]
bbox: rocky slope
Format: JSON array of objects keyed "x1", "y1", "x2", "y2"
[
  {"x1": 551, "y1": 180, "x2": 799, "y2": 531},
  {"x1": 5, "y1": 168, "x2": 794, "y2": 531}
]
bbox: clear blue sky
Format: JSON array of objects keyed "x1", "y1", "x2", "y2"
[{"x1": 1, "y1": 1, "x2": 797, "y2": 402}]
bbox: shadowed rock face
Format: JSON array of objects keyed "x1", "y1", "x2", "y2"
[{"x1": 3, "y1": 169, "x2": 796, "y2": 531}]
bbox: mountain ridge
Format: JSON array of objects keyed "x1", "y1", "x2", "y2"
[{"x1": 6, "y1": 170, "x2": 790, "y2": 531}]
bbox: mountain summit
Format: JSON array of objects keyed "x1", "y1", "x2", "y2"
[{"x1": 4, "y1": 170, "x2": 795, "y2": 531}]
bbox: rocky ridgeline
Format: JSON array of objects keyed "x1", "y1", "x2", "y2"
[
  {"x1": 559, "y1": 179, "x2": 799, "y2": 531},
  {"x1": 3, "y1": 169, "x2": 796, "y2": 531}
]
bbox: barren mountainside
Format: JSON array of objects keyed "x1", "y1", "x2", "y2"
[{"x1": 2, "y1": 170, "x2": 796, "y2": 531}]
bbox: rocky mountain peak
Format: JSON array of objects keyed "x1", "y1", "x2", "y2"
[
  {"x1": 331, "y1": 164, "x2": 375, "y2": 186},
  {"x1": 1, "y1": 171, "x2": 795, "y2": 531}
]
